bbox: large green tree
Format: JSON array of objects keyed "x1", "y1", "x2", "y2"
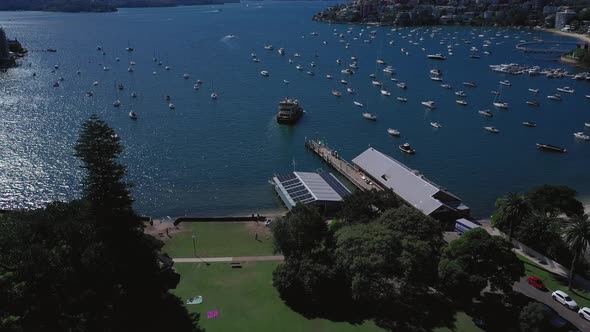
[
  {"x1": 519, "y1": 302, "x2": 549, "y2": 332},
  {"x1": 563, "y1": 214, "x2": 590, "y2": 290},
  {"x1": 438, "y1": 228, "x2": 524, "y2": 302},
  {"x1": 337, "y1": 189, "x2": 401, "y2": 225},
  {"x1": 0, "y1": 116, "x2": 201, "y2": 332},
  {"x1": 492, "y1": 192, "x2": 531, "y2": 241},
  {"x1": 528, "y1": 185, "x2": 584, "y2": 218}
]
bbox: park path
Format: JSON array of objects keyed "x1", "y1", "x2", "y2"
[{"x1": 173, "y1": 255, "x2": 284, "y2": 263}]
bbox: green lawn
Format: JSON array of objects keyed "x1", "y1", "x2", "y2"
[
  {"x1": 174, "y1": 262, "x2": 383, "y2": 332},
  {"x1": 434, "y1": 312, "x2": 483, "y2": 332},
  {"x1": 164, "y1": 222, "x2": 274, "y2": 258},
  {"x1": 174, "y1": 262, "x2": 481, "y2": 332},
  {"x1": 519, "y1": 255, "x2": 590, "y2": 308}
]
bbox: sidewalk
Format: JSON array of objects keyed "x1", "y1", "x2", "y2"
[{"x1": 174, "y1": 255, "x2": 284, "y2": 263}]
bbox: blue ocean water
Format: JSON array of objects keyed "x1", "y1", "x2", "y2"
[{"x1": 0, "y1": 1, "x2": 588, "y2": 218}]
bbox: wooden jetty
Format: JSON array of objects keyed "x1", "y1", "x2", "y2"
[{"x1": 305, "y1": 139, "x2": 382, "y2": 191}]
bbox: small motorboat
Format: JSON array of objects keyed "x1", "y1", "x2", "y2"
[
  {"x1": 113, "y1": 100, "x2": 121, "y2": 107},
  {"x1": 528, "y1": 88, "x2": 539, "y2": 93},
  {"x1": 326, "y1": 74, "x2": 333, "y2": 79},
  {"x1": 306, "y1": 71, "x2": 315, "y2": 76},
  {"x1": 396, "y1": 82, "x2": 407, "y2": 89},
  {"x1": 441, "y1": 84, "x2": 452, "y2": 89},
  {"x1": 371, "y1": 81, "x2": 383, "y2": 87},
  {"x1": 332, "y1": 90, "x2": 342, "y2": 97},
  {"x1": 463, "y1": 81, "x2": 477, "y2": 87},
  {"x1": 353, "y1": 101, "x2": 364, "y2": 107},
  {"x1": 53, "y1": 81, "x2": 60, "y2": 87},
  {"x1": 211, "y1": 92, "x2": 218, "y2": 100},
  {"x1": 387, "y1": 128, "x2": 400, "y2": 136},
  {"x1": 341, "y1": 79, "x2": 348, "y2": 84},
  {"x1": 430, "y1": 122, "x2": 442, "y2": 128},
  {"x1": 522, "y1": 121, "x2": 537, "y2": 127},
  {"x1": 499, "y1": 80, "x2": 511, "y2": 86},
  {"x1": 362, "y1": 112, "x2": 377, "y2": 120},
  {"x1": 131, "y1": 92, "x2": 138, "y2": 98},
  {"x1": 493, "y1": 101, "x2": 509, "y2": 109},
  {"x1": 399, "y1": 143, "x2": 415, "y2": 154},
  {"x1": 296, "y1": 65, "x2": 303, "y2": 71},
  {"x1": 168, "y1": 103, "x2": 175, "y2": 109},
  {"x1": 397, "y1": 97, "x2": 407, "y2": 102},
  {"x1": 283, "y1": 80, "x2": 290, "y2": 84},
  {"x1": 421, "y1": 100, "x2": 436, "y2": 109},
  {"x1": 194, "y1": 84, "x2": 200, "y2": 90},
  {"x1": 484, "y1": 126, "x2": 499, "y2": 133},
  {"x1": 129, "y1": 111, "x2": 137, "y2": 120},
  {"x1": 183, "y1": 73, "x2": 190, "y2": 79},
  {"x1": 526, "y1": 101, "x2": 539, "y2": 106},
  {"x1": 478, "y1": 110, "x2": 493, "y2": 117},
  {"x1": 381, "y1": 89, "x2": 391, "y2": 96},
  {"x1": 455, "y1": 91, "x2": 467, "y2": 97},
  {"x1": 547, "y1": 94, "x2": 561, "y2": 101},
  {"x1": 456, "y1": 100, "x2": 468, "y2": 106},
  {"x1": 347, "y1": 88, "x2": 354, "y2": 94},
  {"x1": 536, "y1": 143, "x2": 566, "y2": 153},
  {"x1": 574, "y1": 132, "x2": 590, "y2": 141},
  {"x1": 431, "y1": 76, "x2": 443, "y2": 82},
  {"x1": 585, "y1": 122, "x2": 590, "y2": 128},
  {"x1": 259, "y1": 70, "x2": 269, "y2": 77}
]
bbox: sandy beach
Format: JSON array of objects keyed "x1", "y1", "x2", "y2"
[{"x1": 544, "y1": 28, "x2": 590, "y2": 44}]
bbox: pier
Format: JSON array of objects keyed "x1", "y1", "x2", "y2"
[{"x1": 305, "y1": 139, "x2": 382, "y2": 191}]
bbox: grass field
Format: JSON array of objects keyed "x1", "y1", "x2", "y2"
[
  {"x1": 174, "y1": 262, "x2": 383, "y2": 332},
  {"x1": 173, "y1": 261, "x2": 482, "y2": 332},
  {"x1": 520, "y1": 255, "x2": 590, "y2": 308},
  {"x1": 164, "y1": 222, "x2": 274, "y2": 258}
]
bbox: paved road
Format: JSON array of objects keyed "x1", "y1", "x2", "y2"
[
  {"x1": 514, "y1": 278, "x2": 590, "y2": 331},
  {"x1": 173, "y1": 255, "x2": 284, "y2": 263}
]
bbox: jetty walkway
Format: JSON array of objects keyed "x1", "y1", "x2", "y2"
[{"x1": 305, "y1": 139, "x2": 382, "y2": 191}]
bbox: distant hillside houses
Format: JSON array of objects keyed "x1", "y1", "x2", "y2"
[{"x1": 314, "y1": 0, "x2": 590, "y2": 31}]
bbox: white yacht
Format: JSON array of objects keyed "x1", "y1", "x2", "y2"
[
  {"x1": 341, "y1": 69, "x2": 354, "y2": 75},
  {"x1": 427, "y1": 54, "x2": 447, "y2": 60},
  {"x1": 383, "y1": 66, "x2": 395, "y2": 74},
  {"x1": 574, "y1": 132, "x2": 590, "y2": 141},
  {"x1": 296, "y1": 65, "x2": 303, "y2": 71},
  {"x1": 376, "y1": 59, "x2": 386, "y2": 64},
  {"x1": 441, "y1": 84, "x2": 452, "y2": 89},
  {"x1": 456, "y1": 100, "x2": 468, "y2": 106},
  {"x1": 183, "y1": 73, "x2": 190, "y2": 79},
  {"x1": 478, "y1": 110, "x2": 493, "y2": 117},
  {"x1": 585, "y1": 123, "x2": 590, "y2": 128},
  {"x1": 397, "y1": 97, "x2": 407, "y2": 102},
  {"x1": 431, "y1": 76, "x2": 443, "y2": 81},
  {"x1": 430, "y1": 122, "x2": 442, "y2": 128},
  {"x1": 371, "y1": 81, "x2": 383, "y2": 86},
  {"x1": 362, "y1": 112, "x2": 377, "y2": 120},
  {"x1": 194, "y1": 84, "x2": 200, "y2": 90},
  {"x1": 528, "y1": 88, "x2": 539, "y2": 93},
  {"x1": 326, "y1": 74, "x2": 333, "y2": 79},
  {"x1": 421, "y1": 101, "x2": 436, "y2": 109},
  {"x1": 557, "y1": 87, "x2": 574, "y2": 94},
  {"x1": 278, "y1": 48, "x2": 285, "y2": 55},
  {"x1": 484, "y1": 126, "x2": 499, "y2": 133},
  {"x1": 499, "y1": 80, "x2": 511, "y2": 86},
  {"x1": 260, "y1": 71, "x2": 269, "y2": 77},
  {"x1": 341, "y1": 79, "x2": 348, "y2": 84},
  {"x1": 332, "y1": 90, "x2": 342, "y2": 97},
  {"x1": 387, "y1": 128, "x2": 400, "y2": 136},
  {"x1": 381, "y1": 89, "x2": 391, "y2": 96},
  {"x1": 129, "y1": 111, "x2": 137, "y2": 120},
  {"x1": 347, "y1": 88, "x2": 355, "y2": 94},
  {"x1": 455, "y1": 91, "x2": 467, "y2": 97},
  {"x1": 168, "y1": 103, "x2": 175, "y2": 109},
  {"x1": 547, "y1": 94, "x2": 561, "y2": 101},
  {"x1": 264, "y1": 44, "x2": 273, "y2": 50},
  {"x1": 396, "y1": 82, "x2": 407, "y2": 89},
  {"x1": 211, "y1": 92, "x2": 218, "y2": 100},
  {"x1": 353, "y1": 101, "x2": 364, "y2": 107}
]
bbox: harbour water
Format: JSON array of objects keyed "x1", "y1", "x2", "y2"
[{"x1": 0, "y1": 1, "x2": 588, "y2": 218}]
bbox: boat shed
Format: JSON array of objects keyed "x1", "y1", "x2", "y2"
[
  {"x1": 272, "y1": 171, "x2": 351, "y2": 213},
  {"x1": 352, "y1": 148, "x2": 470, "y2": 221}
]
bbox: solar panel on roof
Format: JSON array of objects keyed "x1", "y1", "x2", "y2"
[
  {"x1": 319, "y1": 173, "x2": 351, "y2": 198},
  {"x1": 277, "y1": 173, "x2": 297, "y2": 182},
  {"x1": 282, "y1": 179, "x2": 301, "y2": 187},
  {"x1": 293, "y1": 193, "x2": 314, "y2": 202},
  {"x1": 286, "y1": 186, "x2": 307, "y2": 195}
]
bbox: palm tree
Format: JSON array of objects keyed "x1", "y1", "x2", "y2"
[
  {"x1": 563, "y1": 214, "x2": 590, "y2": 290},
  {"x1": 493, "y1": 192, "x2": 531, "y2": 241}
]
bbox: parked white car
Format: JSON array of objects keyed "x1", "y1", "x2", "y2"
[
  {"x1": 578, "y1": 307, "x2": 590, "y2": 321},
  {"x1": 551, "y1": 290, "x2": 578, "y2": 310}
]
